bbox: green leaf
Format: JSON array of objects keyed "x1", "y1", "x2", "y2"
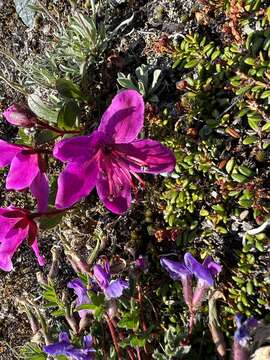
[
  {"x1": 248, "y1": 118, "x2": 260, "y2": 131},
  {"x1": 231, "y1": 173, "x2": 249, "y2": 183},
  {"x1": 20, "y1": 342, "x2": 46, "y2": 360},
  {"x1": 88, "y1": 290, "x2": 105, "y2": 306},
  {"x1": 118, "y1": 310, "x2": 140, "y2": 330},
  {"x1": 243, "y1": 135, "x2": 257, "y2": 144},
  {"x1": 39, "y1": 212, "x2": 65, "y2": 230},
  {"x1": 130, "y1": 336, "x2": 146, "y2": 348},
  {"x1": 244, "y1": 57, "x2": 255, "y2": 65},
  {"x1": 51, "y1": 309, "x2": 66, "y2": 317},
  {"x1": 28, "y1": 94, "x2": 59, "y2": 123},
  {"x1": 184, "y1": 59, "x2": 199, "y2": 68},
  {"x1": 117, "y1": 76, "x2": 138, "y2": 90},
  {"x1": 212, "y1": 204, "x2": 225, "y2": 214},
  {"x1": 238, "y1": 165, "x2": 253, "y2": 177},
  {"x1": 57, "y1": 100, "x2": 79, "y2": 130},
  {"x1": 56, "y1": 79, "x2": 85, "y2": 100},
  {"x1": 261, "y1": 122, "x2": 270, "y2": 132},
  {"x1": 225, "y1": 158, "x2": 235, "y2": 173},
  {"x1": 260, "y1": 90, "x2": 270, "y2": 99}
]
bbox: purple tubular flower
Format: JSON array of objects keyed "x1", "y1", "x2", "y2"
[
  {"x1": 68, "y1": 279, "x2": 92, "y2": 318},
  {"x1": 160, "y1": 254, "x2": 221, "y2": 309},
  {"x1": 53, "y1": 90, "x2": 176, "y2": 214},
  {"x1": 160, "y1": 257, "x2": 193, "y2": 308},
  {"x1": 0, "y1": 140, "x2": 49, "y2": 212},
  {"x1": 3, "y1": 104, "x2": 37, "y2": 128},
  {"x1": 234, "y1": 314, "x2": 258, "y2": 347},
  {"x1": 233, "y1": 315, "x2": 258, "y2": 360},
  {"x1": 93, "y1": 259, "x2": 129, "y2": 299},
  {"x1": 0, "y1": 207, "x2": 45, "y2": 271},
  {"x1": 43, "y1": 331, "x2": 95, "y2": 360}
]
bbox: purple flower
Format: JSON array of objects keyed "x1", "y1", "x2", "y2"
[
  {"x1": 234, "y1": 314, "x2": 258, "y2": 347},
  {"x1": 0, "y1": 207, "x2": 45, "y2": 271},
  {"x1": 160, "y1": 253, "x2": 221, "y2": 309},
  {"x1": 68, "y1": 279, "x2": 92, "y2": 318},
  {"x1": 233, "y1": 315, "x2": 258, "y2": 360},
  {"x1": 3, "y1": 104, "x2": 37, "y2": 128},
  {"x1": 0, "y1": 140, "x2": 49, "y2": 212},
  {"x1": 135, "y1": 255, "x2": 148, "y2": 272},
  {"x1": 43, "y1": 332, "x2": 95, "y2": 360},
  {"x1": 161, "y1": 253, "x2": 221, "y2": 286},
  {"x1": 53, "y1": 90, "x2": 176, "y2": 214},
  {"x1": 93, "y1": 259, "x2": 129, "y2": 299}
]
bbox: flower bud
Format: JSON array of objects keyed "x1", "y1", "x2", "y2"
[
  {"x1": 107, "y1": 299, "x2": 117, "y2": 319},
  {"x1": 3, "y1": 104, "x2": 37, "y2": 128}
]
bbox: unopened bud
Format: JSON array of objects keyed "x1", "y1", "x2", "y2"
[
  {"x1": 107, "y1": 299, "x2": 117, "y2": 319},
  {"x1": 3, "y1": 104, "x2": 37, "y2": 128}
]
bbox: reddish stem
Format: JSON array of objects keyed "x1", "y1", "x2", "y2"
[
  {"x1": 36, "y1": 119, "x2": 82, "y2": 135},
  {"x1": 30, "y1": 209, "x2": 65, "y2": 219},
  {"x1": 106, "y1": 316, "x2": 122, "y2": 360}
]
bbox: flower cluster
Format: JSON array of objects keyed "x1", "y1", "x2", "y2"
[{"x1": 0, "y1": 90, "x2": 175, "y2": 271}]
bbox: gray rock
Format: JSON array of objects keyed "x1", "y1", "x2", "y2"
[{"x1": 13, "y1": 0, "x2": 37, "y2": 28}]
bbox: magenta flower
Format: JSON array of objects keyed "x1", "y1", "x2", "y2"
[
  {"x1": 0, "y1": 140, "x2": 49, "y2": 212},
  {"x1": 43, "y1": 332, "x2": 95, "y2": 360},
  {"x1": 3, "y1": 104, "x2": 36, "y2": 128},
  {"x1": 53, "y1": 90, "x2": 176, "y2": 214},
  {"x1": 93, "y1": 259, "x2": 129, "y2": 299},
  {"x1": 0, "y1": 207, "x2": 45, "y2": 271}
]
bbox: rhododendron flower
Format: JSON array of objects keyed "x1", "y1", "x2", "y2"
[
  {"x1": 0, "y1": 140, "x2": 49, "y2": 212},
  {"x1": 93, "y1": 259, "x2": 129, "y2": 299},
  {"x1": 0, "y1": 207, "x2": 45, "y2": 271},
  {"x1": 43, "y1": 332, "x2": 95, "y2": 360},
  {"x1": 160, "y1": 253, "x2": 221, "y2": 309},
  {"x1": 53, "y1": 90, "x2": 176, "y2": 214},
  {"x1": 3, "y1": 104, "x2": 36, "y2": 128}
]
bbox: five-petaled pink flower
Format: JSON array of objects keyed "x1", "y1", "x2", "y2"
[
  {"x1": 0, "y1": 207, "x2": 45, "y2": 271},
  {"x1": 53, "y1": 90, "x2": 176, "y2": 214},
  {"x1": 0, "y1": 140, "x2": 49, "y2": 212}
]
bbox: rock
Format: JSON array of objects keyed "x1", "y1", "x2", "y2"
[{"x1": 13, "y1": 0, "x2": 37, "y2": 28}]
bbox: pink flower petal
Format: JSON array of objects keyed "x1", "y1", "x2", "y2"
[
  {"x1": 55, "y1": 160, "x2": 99, "y2": 209},
  {"x1": 30, "y1": 171, "x2": 49, "y2": 213},
  {"x1": 6, "y1": 152, "x2": 40, "y2": 190},
  {"x1": 96, "y1": 159, "x2": 132, "y2": 214},
  {"x1": 0, "y1": 140, "x2": 22, "y2": 167},
  {"x1": 53, "y1": 132, "x2": 103, "y2": 162},
  {"x1": 98, "y1": 90, "x2": 144, "y2": 144},
  {"x1": 0, "y1": 227, "x2": 29, "y2": 271},
  {"x1": 115, "y1": 139, "x2": 176, "y2": 174}
]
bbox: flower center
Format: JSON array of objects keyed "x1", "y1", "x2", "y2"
[{"x1": 101, "y1": 146, "x2": 146, "y2": 202}]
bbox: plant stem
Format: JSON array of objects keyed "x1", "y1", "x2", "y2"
[
  {"x1": 36, "y1": 119, "x2": 82, "y2": 135},
  {"x1": 105, "y1": 315, "x2": 122, "y2": 360}
]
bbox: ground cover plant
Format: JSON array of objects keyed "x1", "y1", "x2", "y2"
[{"x1": 0, "y1": 0, "x2": 270, "y2": 359}]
